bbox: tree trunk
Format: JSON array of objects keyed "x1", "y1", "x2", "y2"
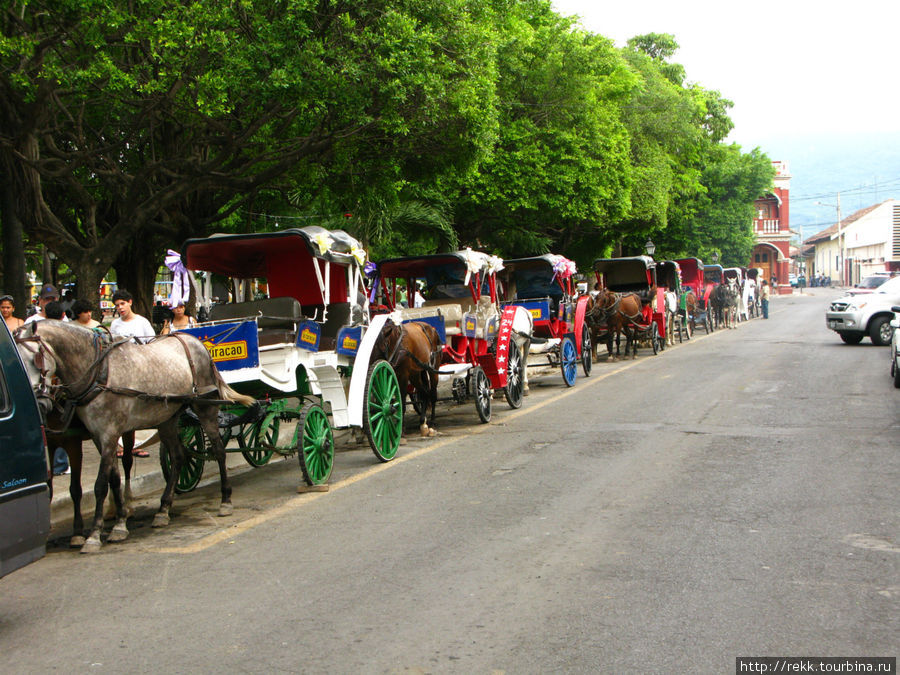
[
  {"x1": 66, "y1": 260, "x2": 106, "y2": 322},
  {"x1": 0, "y1": 179, "x2": 28, "y2": 317},
  {"x1": 113, "y1": 243, "x2": 161, "y2": 320}
]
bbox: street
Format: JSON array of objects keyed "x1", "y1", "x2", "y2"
[{"x1": 3, "y1": 287, "x2": 898, "y2": 674}]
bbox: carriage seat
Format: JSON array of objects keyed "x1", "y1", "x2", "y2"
[
  {"x1": 208, "y1": 296, "x2": 303, "y2": 346},
  {"x1": 421, "y1": 298, "x2": 468, "y2": 336}
]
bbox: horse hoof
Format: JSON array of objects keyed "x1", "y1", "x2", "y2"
[
  {"x1": 152, "y1": 513, "x2": 170, "y2": 528},
  {"x1": 70, "y1": 535, "x2": 86, "y2": 548},
  {"x1": 108, "y1": 523, "x2": 129, "y2": 543},
  {"x1": 80, "y1": 537, "x2": 102, "y2": 554},
  {"x1": 217, "y1": 503, "x2": 233, "y2": 517}
]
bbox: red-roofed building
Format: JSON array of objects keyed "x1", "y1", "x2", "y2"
[{"x1": 750, "y1": 161, "x2": 792, "y2": 294}]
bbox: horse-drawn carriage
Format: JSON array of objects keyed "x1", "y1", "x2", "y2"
[
  {"x1": 723, "y1": 267, "x2": 748, "y2": 322},
  {"x1": 371, "y1": 249, "x2": 534, "y2": 424},
  {"x1": 589, "y1": 256, "x2": 665, "y2": 359},
  {"x1": 170, "y1": 226, "x2": 405, "y2": 490},
  {"x1": 675, "y1": 257, "x2": 712, "y2": 334},
  {"x1": 655, "y1": 260, "x2": 689, "y2": 344},
  {"x1": 746, "y1": 267, "x2": 763, "y2": 317},
  {"x1": 498, "y1": 254, "x2": 592, "y2": 386}
]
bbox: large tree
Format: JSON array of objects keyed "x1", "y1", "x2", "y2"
[
  {"x1": 0, "y1": 0, "x2": 501, "y2": 312},
  {"x1": 452, "y1": 0, "x2": 635, "y2": 265}
]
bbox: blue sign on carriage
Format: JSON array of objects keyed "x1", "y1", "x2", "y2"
[
  {"x1": 296, "y1": 320, "x2": 321, "y2": 352},
  {"x1": 336, "y1": 326, "x2": 363, "y2": 356},
  {"x1": 515, "y1": 300, "x2": 550, "y2": 322},
  {"x1": 180, "y1": 320, "x2": 260, "y2": 371}
]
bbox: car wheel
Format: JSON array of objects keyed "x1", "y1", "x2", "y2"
[
  {"x1": 894, "y1": 357, "x2": 900, "y2": 388},
  {"x1": 869, "y1": 316, "x2": 892, "y2": 346},
  {"x1": 839, "y1": 332, "x2": 864, "y2": 345}
]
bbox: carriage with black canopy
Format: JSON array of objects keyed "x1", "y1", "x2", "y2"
[
  {"x1": 498, "y1": 254, "x2": 592, "y2": 387},
  {"x1": 655, "y1": 259, "x2": 690, "y2": 343},
  {"x1": 590, "y1": 256, "x2": 665, "y2": 357},
  {"x1": 674, "y1": 257, "x2": 713, "y2": 334},
  {"x1": 371, "y1": 250, "x2": 534, "y2": 422},
  {"x1": 165, "y1": 226, "x2": 404, "y2": 491}
]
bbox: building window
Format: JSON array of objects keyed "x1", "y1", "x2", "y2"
[
  {"x1": 754, "y1": 254, "x2": 761, "y2": 263},
  {"x1": 762, "y1": 253, "x2": 768, "y2": 262}
]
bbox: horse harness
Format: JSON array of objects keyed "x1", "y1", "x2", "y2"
[
  {"x1": 379, "y1": 321, "x2": 441, "y2": 374},
  {"x1": 17, "y1": 324, "x2": 222, "y2": 434}
]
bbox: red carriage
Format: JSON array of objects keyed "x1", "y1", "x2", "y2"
[
  {"x1": 498, "y1": 254, "x2": 592, "y2": 386},
  {"x1": 591, "y1": 256, "x2": 665, "y2": 357},
  {"x1": 372, "y1": 250, "x2": 534, "y2": 422},
  {"x1": 675, "y1": 257, "x2": 713, "y2": 334}
]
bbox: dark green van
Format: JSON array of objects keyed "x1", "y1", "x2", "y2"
[{"x1": 0, "y1": 320, "x2": 50, "y2": 577}]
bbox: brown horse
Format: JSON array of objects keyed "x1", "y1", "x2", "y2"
[
  {"x1": 586, "y1": 289, "x2": 644, "y2": 361},
  {"x1": 682, "y1": 289, "x2": 698, "y2": 334},
  {"x1": 16, "y1": 320, "x2": 255, "y2": 553},
  {"x1": 372, "y1": 319, "x2": 442, "y2": 437}
]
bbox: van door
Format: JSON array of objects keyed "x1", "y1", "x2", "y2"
[{"x1": 0, "y1": 322, "x2": 50, "y2": 577}]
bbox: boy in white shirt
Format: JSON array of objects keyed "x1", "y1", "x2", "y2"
[{"x1": 109, "y1": 289, "x2": 156, "y2": 457}]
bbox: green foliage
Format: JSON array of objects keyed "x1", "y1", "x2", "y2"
[{"x1": 0, "y1": 0, "x2": 777, "y2": 295}]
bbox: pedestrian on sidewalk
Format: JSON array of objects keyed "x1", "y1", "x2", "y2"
[
  {"x1": 110, "y1": 289, "x2": 156, "y2": 458},
  {"x1": 761, "y1": 280, "x2": 770, "y2": 319}
]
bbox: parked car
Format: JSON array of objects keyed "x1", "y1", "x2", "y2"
[
  {"x1": 789, "y1": 273, "x2": 798, "y2": 287},
  {"x1": 846, "y1": 273, "x2": 893, "y2": 296},
  {"x1": 0, "y1": 320, "x2": 50, "y2": 577},
  {"x1": 891, "y1": 306, "x2": 900, "y2": 387},
  {"x1": 825, "y1": 276, "x2": 900, "y2": 345}
]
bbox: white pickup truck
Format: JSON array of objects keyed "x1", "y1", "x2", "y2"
[{"x1": 825, "y1": 275, "x2": 900, "y2": 345}]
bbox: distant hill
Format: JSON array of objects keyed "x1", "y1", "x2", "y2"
[{"x1": 739, "y1": 131, "x2": 900, "y2": 241}]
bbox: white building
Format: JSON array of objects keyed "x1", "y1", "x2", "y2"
[{"x1": 803, "y1": 199, "x2": 900, "y2": 285}]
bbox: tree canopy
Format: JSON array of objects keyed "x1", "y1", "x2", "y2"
[{"x1": 1, "y1": 1, "x2": 774, "y2": 312}]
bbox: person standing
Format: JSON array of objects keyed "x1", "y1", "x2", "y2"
[
  {"x1": 160, "y1": 301, "x2": 196, "y2": 334},
  {"x1": 72, "y1": 299, "x2": 101, "y2": 328},
  {"x1": 760, "y1": 280, "x2": 770, "y2": 319},
  {"x1": 0, "y1": 294, "x2": 25, "y2": 332},
  {"x1": 110, "y1": 289, "x2": 155, "y2": 343},
  {"x1": 25, "y1": 284, "x2": 68, "y2": 324},
  {"x1": 110, "y1": 289, "x2": 156, "y2": 458}
]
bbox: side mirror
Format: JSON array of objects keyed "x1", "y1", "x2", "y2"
[{"x1": 892, "y1": 306, "x2": 900, "y2": 312}]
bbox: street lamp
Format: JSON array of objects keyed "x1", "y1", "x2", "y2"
[
  {"x1": 644, "y1": 238, "x2": 656, "y2": 257},
  {"x1": 712, "y1": 251, "x2": 719, "y2": 263},
  {"x1": 816, "y1": 194, "x2": 843, "y2": 286}
]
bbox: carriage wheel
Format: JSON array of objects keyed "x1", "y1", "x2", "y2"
[
  {"x1": 471, "y1": 366, "x2": 492, "y2": 423},
  {"x1": 159, "y1": 423, "x2": 207, "y2": 494},
  {"x1": 580, "y1": 325, "x2": 592, "y2": 377},
  {"x1": 240, "y1": 413, "x2": 278, "y2": 467},
  {"x1": 651, "y1": 323, "x2": 660, "y2": 355},
  {"x1": 504, "y1": 340, "x2": 524, "y2": 409},
  {"x1": 560, "y1": 335, "x2": 577, "y2": 387},
  {"x1": 297, "y1": 402, "x2": 334, "y2": 485},
  {"x1": 363, "y1": 359, "x2": 403, "y2": 462},
  {"x1": 706, "y1": 312, "x2": 714, "y2": 334}
]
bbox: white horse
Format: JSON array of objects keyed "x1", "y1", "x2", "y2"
[{"x1": 664, "y1": 290, "x2": 679, "y2": 346}]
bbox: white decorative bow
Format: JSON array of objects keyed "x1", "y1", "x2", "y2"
[{"x1": 164, "y1": 249, "x2": 190, "y2": 307}]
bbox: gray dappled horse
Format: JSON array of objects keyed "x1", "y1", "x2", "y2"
[
  {"x1": 16, "y1": 320, "x2": 254, "y2": 553},
  {"x1": 711, "y1": 281, "x2": 739, "y2": 329}
]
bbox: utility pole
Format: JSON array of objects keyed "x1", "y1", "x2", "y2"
[{"x1": 836, "y1": 192, "x2": 844, "y2": 286}]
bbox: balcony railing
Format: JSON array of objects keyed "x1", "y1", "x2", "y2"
[{"x1": 756, "y1": 219, "x2": 781, "y2": 233}]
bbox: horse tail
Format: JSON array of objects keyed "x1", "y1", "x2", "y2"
[{"x1": 211, "y1": 363, "x2": 256, "y2": 407}]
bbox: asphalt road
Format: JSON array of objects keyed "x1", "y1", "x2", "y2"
[{"x1": 3, "y1": 288, "x2": 897, "y2": 674}]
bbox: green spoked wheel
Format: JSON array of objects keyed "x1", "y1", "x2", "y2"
[
  {"x1": 504, "y1": 339, "x2": 524, "y2": 409},
  {"x1": 240, "y1": 413, "x2": 278, "y2": 467},
  {"x1": 296, "y1": 402, "x2": 334, "y2": 485},
  {"x1": 159, "y1": 423, "x2": 207, "y2": 494},
  {"x1": 363, "y1": 359, "x2": 403, "y2": 462}
]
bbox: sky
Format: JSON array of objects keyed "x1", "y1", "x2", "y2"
[
  {"x1": 550, "y1": 0, "x2": 900, "y2": 236},
  {"x1": 550, "y1": 0, "x2": 900, "y2": 148}
]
